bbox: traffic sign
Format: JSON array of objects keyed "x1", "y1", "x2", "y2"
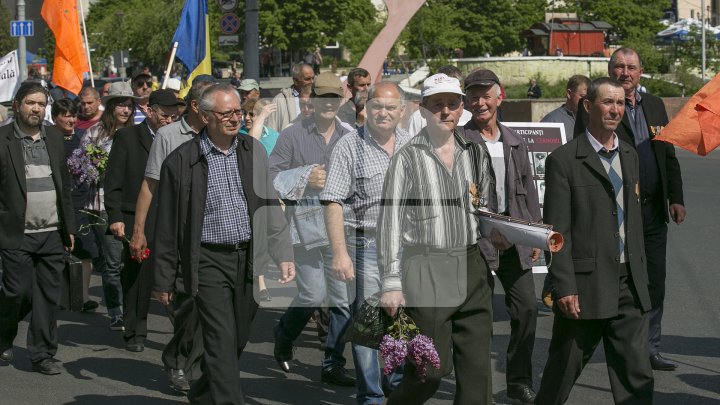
[
  {"x1": 220, "y1": 13, "x2": 240, "y2": 35},
  {"x1": 10, "y1": 20, "x2": 34, "y2": 37},
  {"x1": 217, "y1": 0, "x2": 237, "y2": 12}
]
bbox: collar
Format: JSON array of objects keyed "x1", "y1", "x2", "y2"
[
  {"x1": 626, "y1": 89, "x2": 642, "y2": 107},
  {"x1": 200, "y1": 130, "x2": 238, "y2": 156},
  {"x1": 413, "y1": 127, "x2": 472, "y2": 151},
  {"x1": 585, "y1": 129, "x2": 618, "y2": 153},
  {"x1": 359, "y1": 124, "x2": 410, "y2": 148},
  {"x1": 291, "y1": 87, "x2": 300, "y2": 97},
  {"x1": 179, "y1": 116, "x2": 196, "y2": 135},
  {"x1": 13, "y1": 122, "x2": 44, "y2": 140},
  {"x1": 144, "y1": 120, "x2": 156, "y2": 138}
]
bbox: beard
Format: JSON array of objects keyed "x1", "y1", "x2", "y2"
[{"x1": 17, "y1": 112, "x2": 43, "y2": 129}]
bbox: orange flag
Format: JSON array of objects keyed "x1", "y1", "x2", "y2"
[
  {"x1": 657, "y1": 73, "x2": 720, "y2": 156},
  {"x1": 41, "y1": 0, "x2": 89, "y2": 95}
]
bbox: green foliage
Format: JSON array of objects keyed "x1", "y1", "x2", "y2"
[
  {"x1": 0, "y1": 3, "x2": 14, "y2": 56},
  {"x1": 337, "y1": 19, "x2": 383, "y2": 66},
  {"x1": 504, "y1": 75, "x2": 568, "y2": 99}
]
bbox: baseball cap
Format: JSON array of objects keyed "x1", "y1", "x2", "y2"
[
  {"x1": 237, "y1": 79, "x2": 259, "y2": 92},
  {"x1": 149, "y1": 89, "x2": 186, "y2": 106},
  {"x1": 464, "y1": 69, "x2": 501, "y2": 89},
  {"x1": 422, "y1": 74, "x2": 464, "y2": 98},
  {"x1": 313, "y1": 73, "x2": 344, "y2": 97}
]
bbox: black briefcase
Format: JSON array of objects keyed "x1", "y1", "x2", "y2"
[{"x1": 59, "y1": 253, "x2": 84, "y2": 312}]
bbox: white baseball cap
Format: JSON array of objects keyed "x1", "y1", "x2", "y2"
[{"x1": 422, "y1": 73, "x2": 464, "y2": 98}]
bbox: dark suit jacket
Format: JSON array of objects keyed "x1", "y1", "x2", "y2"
[
  {"x1": 544, "y1": 134, "x2": 651, "y2": 319},
  {"x1": 104, "y1": 121, "x2": 152, "y2": 239},
  {"x1": 151, "y1": 133, "x2": 294, "y2": 296},
  {"x1": 575, "y1": 92, "x2": 684, "y2": 222},
  {"x1": 0, "y1": 123, "x2": 75, "y2": 249}
]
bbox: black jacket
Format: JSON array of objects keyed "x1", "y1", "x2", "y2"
[
  {"x1": 151, "y1": 133, "x2": 293, "y2": 296},
  {"x1": 103, "y1": 121, "x2": 153, "y2": 239},
  {"x1": 575, "y1": 92, "x2": 684, "y2": 222},
  {"x1": 544, "y1": 134, "x2": 651, "y2": 319},
  {"x1": 0, "y1": 123, "x2": 75, "y2": 249},
  {"x1": 462, "y1": 122, "x2": 542, "y2": 270}
]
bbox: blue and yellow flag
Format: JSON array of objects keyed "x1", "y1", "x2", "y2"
[{"x1": 172, "y1": 0, "x2": 211, "y2": 97}]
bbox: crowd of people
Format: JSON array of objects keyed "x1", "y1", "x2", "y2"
[{"x1": 0, "y1": 45, "x2": 685, "y2": 405}]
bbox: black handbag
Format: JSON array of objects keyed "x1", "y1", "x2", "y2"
[
  {"x1": 59, "y1": 253, "x2": 84, "y2": 312},
  {"x1": 343, "y1": 293, "x2": 394, "y2": 349}
]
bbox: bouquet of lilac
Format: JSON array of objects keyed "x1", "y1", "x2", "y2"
[
  {"x1": 67, "y1": 140, "x2": 109, "y2": 188},
  {"x1": 379, "y1": 307, "x2": 440, "y2": 381}
]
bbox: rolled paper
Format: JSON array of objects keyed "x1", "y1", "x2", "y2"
[{"x1": 476, "y1": 211, "x2": 564, "y2": 252}]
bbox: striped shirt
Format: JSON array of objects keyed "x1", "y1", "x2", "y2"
[
  {"x1": 377, "y1": 128, "x2": 494, "y2": 292},
  {"x1": 320, "y1": 125, "x2": 411, "y2": 230},
  {"x1": 199, "y1": 132, "x2": 252, "y2": 244},
  {"x1": 14, "y1": 123, "x2": 58, "y2": 233}
]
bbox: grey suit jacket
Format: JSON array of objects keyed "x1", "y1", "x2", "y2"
[{"x1": 544, "y1": 133, "x2": 651, "y2": 319}]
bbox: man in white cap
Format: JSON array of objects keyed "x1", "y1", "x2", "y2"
[{"x1": 378, "y1": 73, "x2": 500, "y2": 404}]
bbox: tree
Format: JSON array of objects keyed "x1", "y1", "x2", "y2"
[{"x1": 0, "y1": 3, "x2": 14, "y2": 56}]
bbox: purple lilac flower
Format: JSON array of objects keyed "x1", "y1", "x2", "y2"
[
  {"x1": 408, "y1": 334, "x2": 441, "y2": 381},
  {"x1": 379, "y1": 335, "x2": 408, "y2": 375}
]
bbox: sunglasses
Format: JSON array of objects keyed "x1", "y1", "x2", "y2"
[{"x1": 134, "y1": 80, "x2": 152, "y2": 88}]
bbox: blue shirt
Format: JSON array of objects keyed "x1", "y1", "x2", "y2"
[{"x1": 199, "y1": 132, "x2": 252, "y2": 244}]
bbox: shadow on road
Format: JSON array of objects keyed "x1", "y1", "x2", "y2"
[{"x1": 64, "y1": 395, "x2": 186, "y2": 405}]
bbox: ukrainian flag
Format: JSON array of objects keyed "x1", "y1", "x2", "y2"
[{"x1": 172, "y1": 0, "x2": 211, "y2": 97}]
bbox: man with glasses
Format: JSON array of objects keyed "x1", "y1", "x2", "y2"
[
  {"x1": 269, "y1": 72, "x2": 356, "y2": 386},
  {"x1": 104, "y1": 89, "x2": 184, "y2": 353},
  {"x1": 151, "y1": 84, "x2": 295, "y2": 404},
  {"x1": 131, "y1": 73, "x2": 154, "y2": 124}
]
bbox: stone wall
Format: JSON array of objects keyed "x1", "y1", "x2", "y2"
[{"x1": 453, "y1": 56, "x2": 610, "y2": 86}]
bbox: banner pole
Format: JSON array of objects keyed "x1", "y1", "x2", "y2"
[
  {"x1": 78, "y1": 0, "x2": 94, "y2": 87},
  {"x1": 162, "y1": 42, "x2": 179, "y2": 89}
]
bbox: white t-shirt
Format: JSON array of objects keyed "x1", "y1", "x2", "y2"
[{"x1": 484, "y1": 138, "x2": 506, "y2": 214}]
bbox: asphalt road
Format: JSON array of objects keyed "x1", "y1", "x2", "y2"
[{"x1": 0, "y1": 149, "x2": 718, "y2": 404}]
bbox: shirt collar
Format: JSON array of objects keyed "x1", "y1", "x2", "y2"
[
  {"x1": 13, "y1": 122, "x2": 45, "y2": 140},
  {"x1": 585, "y1": 129, "x2": 619, "y2": 153},
  {"x1": 414, "y1": 127, "x2": 472, "y2": 150},
  {"x1": 626, "y1": 89, "x2": 642, "y2": 107},
  {"x1": 179, "y1": 116, "x2": 196, "y2": 135},
  {"x1": 200, "y1": 130, "x2": 238, "y2": 156}
]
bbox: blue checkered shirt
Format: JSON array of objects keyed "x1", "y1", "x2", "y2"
[{"x1": 200, "y1": 132, "x2": 252, "y2": 244}]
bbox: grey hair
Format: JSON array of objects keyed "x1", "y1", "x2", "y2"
[
  {"x1": 79, "y1": 86, "x2": 99, "y2": 99},
  {"x1": 609, "y1": 47, "x2": 643, "y2": 70},
  {"x1": 198, "y1": 83, "x2": 239, "y2": 112},
  {"x1": 466, "y1": 83, "x2": 502, "y2": 99},
  {"x1": 292, "y1": 63, "x2": 313, "y2": 80},
  {"x1": 367, "y1": 81, "x2": 405, "y2": 105}
]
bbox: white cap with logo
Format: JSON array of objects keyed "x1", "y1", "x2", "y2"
[{"x1": 422, "y1": 73, "x2": 465, "y2": 98}]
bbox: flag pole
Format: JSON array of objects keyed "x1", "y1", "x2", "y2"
[
  {"x1": 78, "y1": 0, "x2": 94, "y2": 87},
  {"x1": 162, "y1": 42, "x2": 179, "y2": 89}
]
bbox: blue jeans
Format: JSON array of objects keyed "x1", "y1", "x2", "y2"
[
  {"x1": 90, "y1": 211, "x2": 124, "y2": 319},
  {"x1": 276, "y1": 245, "x2": 352, "y2": 370},
  {"x1": 347, "y1": 234, "x2": 403, "y2": 404}
]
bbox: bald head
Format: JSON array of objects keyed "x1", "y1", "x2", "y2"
[{"x1": 366, "y1": 81, "x2": 406, "y2": 136}]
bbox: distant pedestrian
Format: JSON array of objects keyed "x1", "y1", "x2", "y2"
[{"x1": 527, "y1": 78, "x2": 542, "y2": 98}]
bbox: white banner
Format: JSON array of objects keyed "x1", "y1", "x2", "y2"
[{"x1": 0, "y1": 50, "x2": 20, "y2": 103}]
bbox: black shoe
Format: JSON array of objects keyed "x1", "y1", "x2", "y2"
[
  {"x1": 321, "y1": 366, "x2": 356, "y2": 387},
  {"x1": 0, "y1": 346, "x2": 12, "y2": 362},
  {"x1": 32, "y1": 359, "x2": 62, "y2": 375},
  {"x1": 82, "y1": 300, "x2": 99, "y2": 312},
  {"x1": 126, "y1": 342, "x2": 145, "y2": 352},
  {"x1": 650, "y1": 354, "x2": 677, "y2": 371},
  {"x1": 168, "y1": 368, "x2": 190, "y2": 392},
  {"x1": 273, "y1": 326, "x2": 293, "y2": 373},
  {"x1": 110, "y1": 318, "x2": 125, "y2": 331},
  {"x1": 508, "y1": 385, "x2": 536, "y2": 404}
]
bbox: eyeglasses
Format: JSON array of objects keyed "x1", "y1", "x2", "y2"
[
  {"x1": 153, "y1": 108, "x2": 178, "y2": 121},
  {"x1": 207, "y1": 109, "x2": 242, "y2": 121}
]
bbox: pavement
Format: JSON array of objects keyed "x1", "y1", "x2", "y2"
[{"x1": 0, "y1": 148, "x2": 719, "y2": 404}]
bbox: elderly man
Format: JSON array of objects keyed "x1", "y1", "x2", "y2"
[
  {"x1": 379, "y1": 74, "x2": 497, "y2": 404},
  {"x1": 336, "y1": 67, "x2": 371, "y2": 127},
  {"x1": 0, "y1": 82, "x2": 75, "y2": 375},
  {"x1": 541, "y1": 75, "x2": 590, "y2": 141},
  {"x1": 104, "y1": 89, "x2": 185, "y2": 353},
  {"x1": 152, "y1": 84, "x2": 295, "y2": 404},
  {"x1": 76, "y1": 86, "x2": 103, "y2": 130},
  {"x1": 576, "y1": 48, "x2": 685, "y2": 372},
  {"x1": 267, "y1": 63, "x2": 315, "y2": 132},
  {"x1": 461, "y1": 68, "x2": 542, "y2": 405},
  {"x1": 536, "y1": 77, "x2": 654, "y2": 405},
  {"x1": 131, "y1": 73, "x2": 154, "y2": 124},
  {"x1": 269, "y1": 73, "x2": 355, "y2": 386},
  {"x1": 321, "y1": 81, "x2": 409, "y2": 404},
  {"x1": 128, "y1": 79, "x2": 214, "y2": 391},
  {"x1": 237, "y1": 79, "x2": 260, "y2": 105}
]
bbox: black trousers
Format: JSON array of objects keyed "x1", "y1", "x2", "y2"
[
  {"x1": 387, "y1": 246, "x2": 493, "y2": 405},
  {"x1": 161, "y1": 291, "x2": 204, "y2": 381},
  {"x1": 188, "y1": 244, "x2": 258, "y2": 405},
  {"x1": 0, "y1": 231, "x2": 64, "y2": 363},
  {"x1": 535, "y1": 272, "x2": 654, "y2": 405},
  {"x1": 121, "y1": 243, "x2": 154, "y2": 344},
  {"x1": 642, "y1": 199, "x2": 668, "y2": 356},
  {"x1": 495, "y1": 247, "x2": 537, "y2": 390}
]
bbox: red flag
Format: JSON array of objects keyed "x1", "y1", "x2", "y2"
[
  {"x1": 41, "y1": 0, "x2": 89, "y2": 95},
  {"x1": 657, "y1": 73, "x2": 720, "y2": 156}
]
